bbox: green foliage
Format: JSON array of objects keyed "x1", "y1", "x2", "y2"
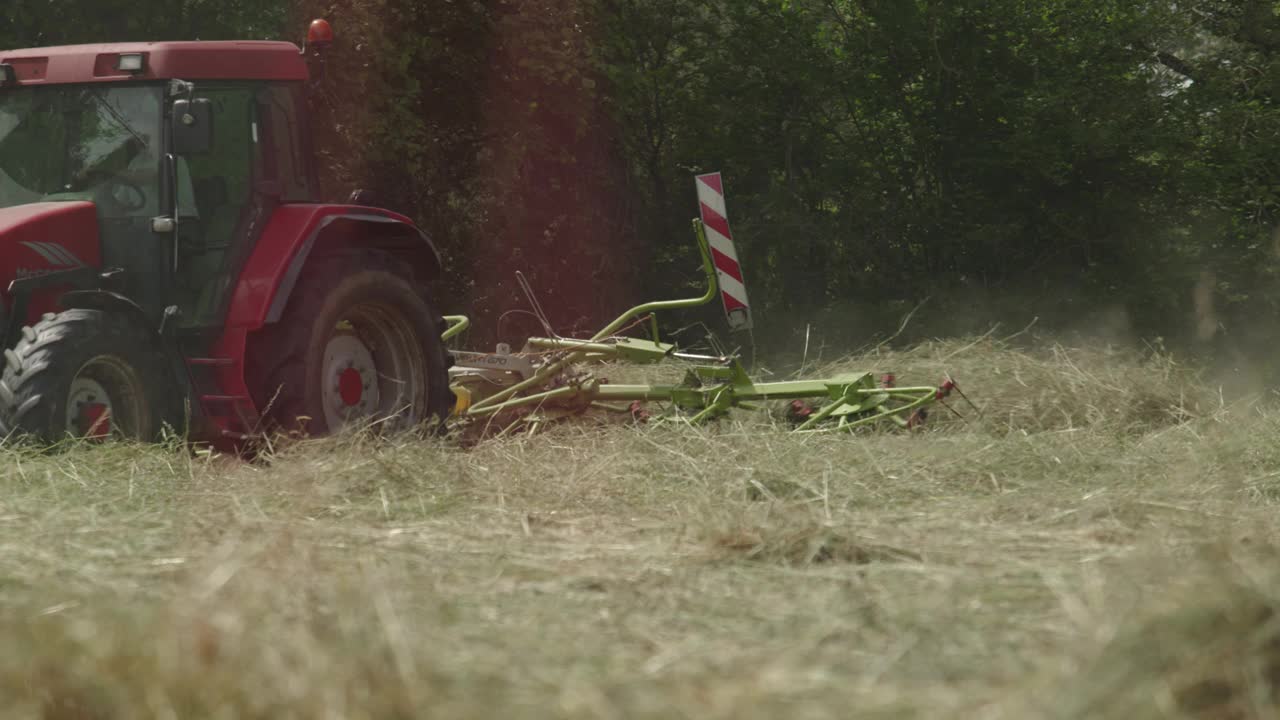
[
  {"x1": 583, "y1": 0, "x2": 1280, "y2": 355},
  {"x1": 0, "y1": 1, "x2": 286, "y2": 47},
  {"x1": 594, "y1": 1, "x2": 1194, "y2": 325}
]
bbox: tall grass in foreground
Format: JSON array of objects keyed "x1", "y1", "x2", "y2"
[{"x1": 0, "y1": 337, "x2": 1277, "y2": 718}]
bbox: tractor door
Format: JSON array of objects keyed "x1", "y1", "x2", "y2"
[
  {"x1": 170, "y1": 85, "x2": 256, "y2": 329},
  {"x1": 170, "y1": 83, "x2": 317, "y2": 334}
]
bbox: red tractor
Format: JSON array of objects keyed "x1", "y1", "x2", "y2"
[{"x1": 0, "y1": 21, "x2": 454, "y2": 445}]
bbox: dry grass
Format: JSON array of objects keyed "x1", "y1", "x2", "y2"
[{"x1": 1, "y1": 336, "x2": 1278, "y2": 718}]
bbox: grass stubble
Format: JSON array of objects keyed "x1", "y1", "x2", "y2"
[{"x1": 1, "y1": 336, "x2": 1279, "y2": 718}]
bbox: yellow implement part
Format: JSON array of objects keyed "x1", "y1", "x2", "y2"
[{"x1": 451, "y1": 385, "x2": 472, "y2": 416}]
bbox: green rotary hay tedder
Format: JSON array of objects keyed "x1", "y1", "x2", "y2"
[{"x1": 440, "y1": 172, "x2": 974, "y2": 439}]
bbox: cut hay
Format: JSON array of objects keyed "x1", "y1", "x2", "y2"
[{"x1": 0, "y1": 336, "x2": 1273, "y2": 717}]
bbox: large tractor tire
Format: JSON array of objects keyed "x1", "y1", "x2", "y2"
[
  {"x1": 251, "y1": 251, "x2": 452, "y2": 436},
  {"x1": 0, "y1": 309, "x2": 177, "y2": 444}
]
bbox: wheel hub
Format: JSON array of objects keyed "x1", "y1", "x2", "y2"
[
  {"x1": 322, "y1": 334, "x2": 380, "y2": 429},
  {"x1": 66, "y1": 376, "x2": 113, "y2": 438},
  {"x1": 338, "y1": 367, "x2": 364, "y2": 407}
]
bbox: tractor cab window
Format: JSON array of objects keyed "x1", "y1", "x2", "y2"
[
  {"x1": 173, "y1": 86, "x2": 256, "y2": 327},
  {"x1": 258, "y1": 83, "x2": 317, "y2": 203},
  {"x1": 0, "y1": 84, "x2": 163, "y2": 215},
  {"x1": 0, "y1": 84, "x2": 169, "y2": 319}
]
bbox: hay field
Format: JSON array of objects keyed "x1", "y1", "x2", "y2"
[{"x1": 2, "y1": 337, "x2": 1278, "y2": 719}]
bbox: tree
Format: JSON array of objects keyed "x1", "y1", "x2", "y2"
[{"x1": 0, "y1": 1, "x2": 285, "y2": 48}]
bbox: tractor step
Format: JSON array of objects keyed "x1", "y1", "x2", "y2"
[
  {"x1": 200, "y1": 394, "x2": 251, "y2": 404},
  {"x1": 185, "y1": 357, "x2": 235, "y2": 367},
  {"x1": 180, "y1": 354, "x2": 263, "y2": 438}
]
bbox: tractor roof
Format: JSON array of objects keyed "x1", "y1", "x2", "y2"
[{"x1": 0, "y1": 41, "x2": 308, "y2": 85}]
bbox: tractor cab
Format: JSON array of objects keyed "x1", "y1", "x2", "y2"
[
  {"x1": 0, "y1": 26, "x2": 453, "y2": 445},
  {"x1": 0, "y1": 43, "x2": 319, "y2": 330}
]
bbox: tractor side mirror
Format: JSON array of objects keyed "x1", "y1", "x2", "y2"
[{"x1": 171, "y1": 98, "x2": 213, "y2": 155}]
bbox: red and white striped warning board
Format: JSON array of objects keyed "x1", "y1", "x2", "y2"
[{"x1": 695, "y1": 172, "x2": 753, "y2": 331}]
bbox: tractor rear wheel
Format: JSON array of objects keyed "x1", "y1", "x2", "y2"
[
  {"x1": 0, "y1": 310, "x2": 175, "y2": 444},
  {"x1": 252, "y1": 252, "x2": 452, "y2": 436}
]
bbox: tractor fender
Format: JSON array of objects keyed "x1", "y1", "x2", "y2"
[
  {"x1": 59, "y1": 290, "x2": 153, "y2": 330},
  {"x1": 225, "y1": 205, "x2": 442, "y2": 332}
]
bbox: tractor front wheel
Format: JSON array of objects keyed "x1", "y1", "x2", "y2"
[
  {"x1": 0, "y1": 310, "x2": 175, "y2": 444},
  {"x1": 252, "y1": 253, "x2": 452, "y2": 436}
]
